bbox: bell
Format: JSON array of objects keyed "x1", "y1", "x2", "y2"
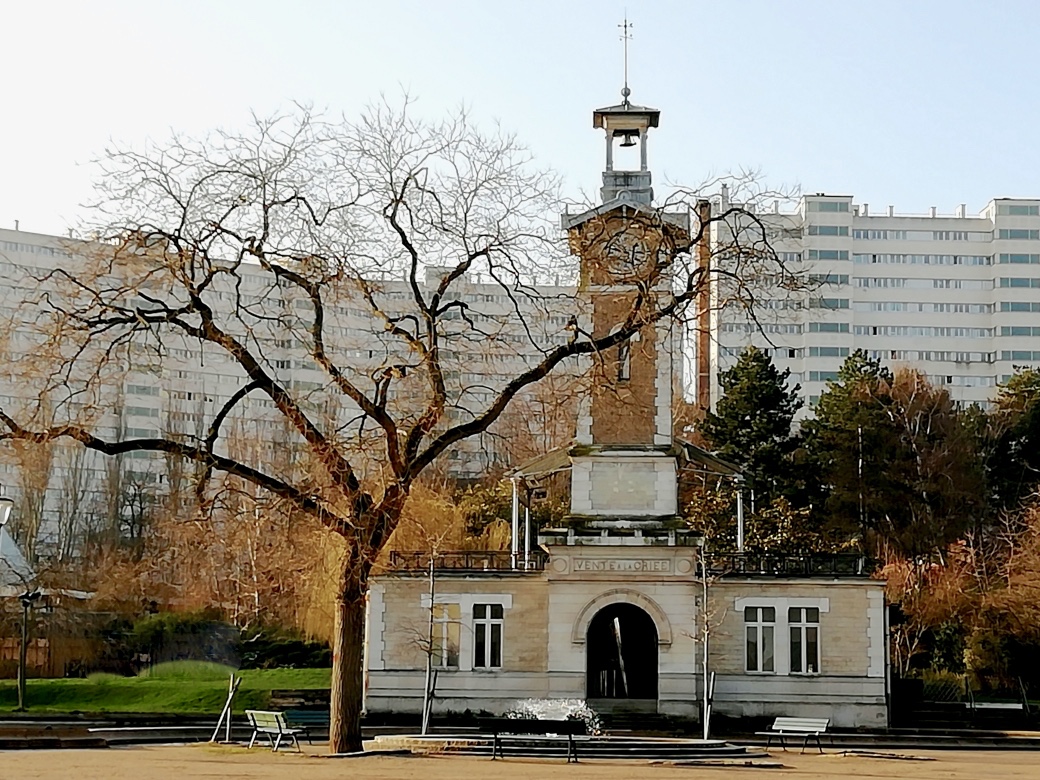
[{"x1": 619, "y1": 132, "x2": 638, "y2": 148}]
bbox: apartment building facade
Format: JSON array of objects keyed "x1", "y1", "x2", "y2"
[
  {"x1": 0, "y1": 227, "x2": 578, "y2": 556},
  {"x1": 3, "y1": 191, "x2": 1039, "y2": 553},
  {"x1": 712, "y1": 194, "x2": 1040, "y2": 409}
]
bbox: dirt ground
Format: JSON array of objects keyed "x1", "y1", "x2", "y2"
[{"x1": 2, "y1": 745, "x2": 1039, "y2": 780}]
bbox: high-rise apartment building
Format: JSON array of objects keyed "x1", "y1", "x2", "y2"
[
  {"x1": 0, "y1": 227, "x2": 577, "y2": 555},
  {"x1": 711, "y1": 193, "x2": 1040, "y2": 410},
  {"x1": 4, "y1": 190, "x2": 1040, "y2": 552}
]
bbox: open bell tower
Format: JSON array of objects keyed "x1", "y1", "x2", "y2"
[{"x1": 550, "y1": 34, "x2": 691, "y2": 541}]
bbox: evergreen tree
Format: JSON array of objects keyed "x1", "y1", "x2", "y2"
[
  {"x1": 804, "y1": 352, "x2": 982, "y2": 557},
  {"x1": 699, "y1": 346, "x2": 803, "y2": 506},
  {"x1": 990, "y1": 368, "x2": 1040, "y2": 510},
  {"x1": 802, "y1": 350, "x2": 896, "y2": 543}
]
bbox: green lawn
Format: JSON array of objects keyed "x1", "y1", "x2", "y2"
[{"x1": 0, "y1": 665, "x2": 331, "y2": 715}]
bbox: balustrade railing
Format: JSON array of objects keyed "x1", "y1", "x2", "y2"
[
  {"x1": 387, "y1": 550, "x2": 548, "y2": 573},
  {"x1": 706, "y1": 552, "x2": 871, "y2": 578},
  {"x1": 385, "y1": 550, "x2": 870, "y2": 577}
]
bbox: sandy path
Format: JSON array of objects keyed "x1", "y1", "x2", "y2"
[{"x1": 2, "y1": 745, "x2": 1039, "y2": 780}]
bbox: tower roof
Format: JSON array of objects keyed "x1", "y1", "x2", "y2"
[{"x1": 593, "y1": 102, "x2": 660, "y2": 130}]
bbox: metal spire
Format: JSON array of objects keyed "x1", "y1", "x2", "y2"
[{"x1": 619, "y1": 15, "x2": 632, "y2": 106}]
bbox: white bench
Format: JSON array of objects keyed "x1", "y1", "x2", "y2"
[
  {"x1": 245, "y1": 709, "x2": 304, "y2": 752},
  {"x1": 756, "y1": 716, "x2": 830, "y2": 753}
]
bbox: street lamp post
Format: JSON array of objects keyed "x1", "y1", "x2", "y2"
[
  {"x1": 17, "y1": 591, "x2": 40, "y2": 710},
  {"x1": 0, "y1": 491, "x2": 38, "y2": 712},
  {"x1": 694, "y1": 535, "x2": 711, "y2": 740}
]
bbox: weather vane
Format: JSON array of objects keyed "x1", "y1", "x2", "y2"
[{"x1": 619, "y1": 15, "x2": 632, "y2": 105}]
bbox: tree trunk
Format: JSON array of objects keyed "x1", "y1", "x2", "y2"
[{"x1": 329, "y1": 573, "x2": 367, "y2": 754}]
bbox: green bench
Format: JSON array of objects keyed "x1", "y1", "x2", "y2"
[{"x1": 284, "y1": 709, "x2": 329, "y2": 742}]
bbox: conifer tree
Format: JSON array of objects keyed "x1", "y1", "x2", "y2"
[
  {"x1": 990, "y1": 368, "x2": 1040, "y2": 510},
  {"x1": 699, "y1": 346, "x2": 803, "y2": 506},
  {"x1": 804, "y1": 352, "x2": 982, "y2": 557}
]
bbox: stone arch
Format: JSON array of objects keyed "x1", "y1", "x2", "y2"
[{"x1": 571, "y1": 588, "x2": 672, "y2": 646}]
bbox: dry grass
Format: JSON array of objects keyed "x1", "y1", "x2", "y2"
[{"x1": 3, "y1": 745, "x2": 1040, "y2": 780}]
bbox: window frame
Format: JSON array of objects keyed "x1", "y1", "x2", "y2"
[
  {"x1": 743, "y1": 606, "x2": 777, "y2": 674},
  {"x1": 788, "y1": 607, "x2": 822, "y2": 675},
  {"x1": 472, "y1": 603, "x2": 504, "y2": 670},
  {"x1": 431, "y1": 603, "x2": 461, "y2": 669},
  {"x1": 735, "y1": 597, "x2": 829, "y2": 676},
  {"x1": 617, "y1": 340, "x2": 632, "y2": 382}
]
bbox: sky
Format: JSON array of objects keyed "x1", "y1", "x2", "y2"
[{"x1": 3, "y1": 0, "x2": 1040, "y2": 236}]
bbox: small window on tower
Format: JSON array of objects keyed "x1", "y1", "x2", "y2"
[{"x1": 617, "y1": 341, "x2": 632, "y2": 382}]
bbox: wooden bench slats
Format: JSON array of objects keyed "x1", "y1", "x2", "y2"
[
  {"x1": 755, "y1": 716, "x2": 830, "y2": 754},
  {"x1": 245, "y1": 709, "x2": 305, "y2": 752},
  {"x1": 283, "y1": 709, "x2": 327, "y2": 741},
  {"x1": 479, "y1": 717, "x2": 585, "y2": 763}
]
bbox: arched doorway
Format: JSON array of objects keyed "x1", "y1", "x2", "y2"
[{"x1": 585, "y1": 603, "x2": 658, "y2": 700}]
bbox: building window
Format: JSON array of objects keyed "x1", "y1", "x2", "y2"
[
  {"x1": 809, "y1": 346, "x2": 850, "y2": 358},
  {"x1": 126, "y1": 384, "x2": 160, "y2": 396},
  {"x1": 744, "y1": 606, "x2": 776, "y2": 673},
  {"x1": 998, "y1": 204, "x2": 1040, "y2": 216},
  {"x1": 432, "y1": 604, "x2": 460, "y2": 669},
  {"x1": 808, "y1": 322, "x2": 850, "y2": 334},
  {"x1": 1001, "y1": 302, "x2": 1040, "y2": 313},
  {"x1": 1000, "y1": 277, "x2": 1040, "y2": 288},
  {"x1": 807, "y1": 225, "x2": 849, "y2": 237},
  {"x1": 1001, "y1": 350, "x2": 1040, "y2": 361},
  {"x1": 806, "y1": 200, "x2": 849, "y2": 213},
  {"x1": 808, "y1": 297, "x2": 849, "y2": 310},
  {"x1": 788, "y1": 607, "x2": 820, "y2": 675},
  {"x1": 808, "y1": 371, "x2": 840, "y2": 382},
  {"x1": 999, "y1": 229, "x2": 1040, "y2": 240},
  {"x1": 617, "y1": 341, "x2": 632, "y2": 382},
  {"x1": 1001, "y1": 326, "x2": 1040, "y2": 337},
  {"x1": 808, "y1": 273, "x2": 849, "y2": 285},
  {"x1": 807, "y1": 249, "x2": 849, "y2": 261},
  {"x1": 472, "y1": 603, "x2": 503, "y2": 669}
]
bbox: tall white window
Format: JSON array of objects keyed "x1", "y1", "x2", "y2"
[
  {"x1": 472, "y1": 603, "x2": 503, "y2": 669},
  {"x1": 789, "y1": 607, "x2": 821, "y2": 674},
  {"x1": 744, "y1": 606, "x2": 775, "y2": 673},
  {"x1": 617, "y1": 340, "x2": 632, "y2": 381},
  {"x1": 432, "y1": 603, "x2": 460, "y2": 669}
]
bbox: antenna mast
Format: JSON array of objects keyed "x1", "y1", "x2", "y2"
[{"x1": 619, "y1": 16, "x2": 633, "y2": 105}]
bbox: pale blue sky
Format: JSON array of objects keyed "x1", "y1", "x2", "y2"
[{"x1": 3, "y1": 0, "x2": 1039, "y2": 235}]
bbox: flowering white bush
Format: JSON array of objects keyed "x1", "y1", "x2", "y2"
[{"x1": 504, "y1": 698, "x2": 602, "y2": 734}]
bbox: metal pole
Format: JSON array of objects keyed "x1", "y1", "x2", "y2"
[
  {"x1": 857, "y1": 426, "x2": 866, "y2": 544},
  {"x1": 701, "y1": 545, "x2": 710, "y2": 740},
  {"x1": 523, "y1": 504, "x2": 531, "y2": 570},
  {"x1": 510, "y1": 478, "x2": 519, "y2": 570},
  {"x1": 17, "y1": 598, "x2": 29, "y2": 711},
  {"x1": 421, "y1": 557, "x2": 435, "y2": 735},
  {"x1": 736, "y1": 481, "x2": 745, "y2": 553}
]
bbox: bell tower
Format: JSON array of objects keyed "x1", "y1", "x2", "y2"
[
  {"x1": 555, "y1": 57, "x2": 690, "y2": 539},
  {"x1": 596, "y1": 99, "x2": 658, "y2": 206},
  {"x1": 596, "y1": 18, "x2": 659, "y2": 206}
]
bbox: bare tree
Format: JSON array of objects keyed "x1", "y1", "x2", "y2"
[
  {"x1": 55, "y1": 443, "x2": 93, "y2": 561},
  {"x1": 0, "y1": 103, "x2": 789, "y2": 751},
  {"x1": 9, "y1": 438, "x2": 53, "y2": 562}
]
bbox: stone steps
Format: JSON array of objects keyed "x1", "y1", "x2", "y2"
[{"x1": 373, "y1": 734, "x2": 768, "y2": 761}]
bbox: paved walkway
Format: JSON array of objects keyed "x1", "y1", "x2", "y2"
[{"x1": 3, "y1": 745, "x2": 1040, "y2": 780}]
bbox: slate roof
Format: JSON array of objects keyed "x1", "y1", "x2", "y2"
[{"x1": 0, "y1": 526, "x2": 34, "y2": 589}]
